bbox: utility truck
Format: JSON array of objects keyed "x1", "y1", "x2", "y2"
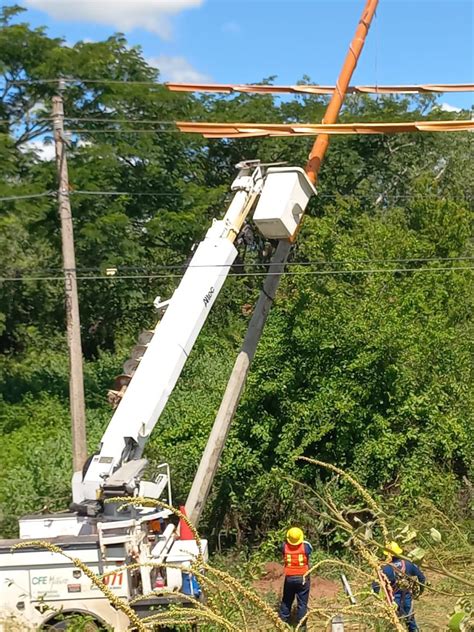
[{"x1": 0, "y1": 161, "x2": 316, "y2": 630}]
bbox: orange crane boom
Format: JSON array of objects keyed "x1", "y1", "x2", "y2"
[{"x1": 306, "y1": 0, "x2": 379, "y2": 182}]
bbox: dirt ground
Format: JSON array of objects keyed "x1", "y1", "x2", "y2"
[
  {"x1": 253, "y1": 562, "x2": 469, "y2": 631},
  {"x1": 254, "y1": 562, "x2": 341, "y2": 601}
]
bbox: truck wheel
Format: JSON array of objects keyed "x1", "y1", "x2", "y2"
[
  {"x1": 44, "y1": 616, "x2": 106, "y2": 631},
  {"x1": 156, "y1": 628, "x2": 199, "y2": 632}
]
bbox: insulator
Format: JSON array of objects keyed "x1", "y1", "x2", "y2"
[
  {"x1": 137, "y1": 330, "x2": 154, "y2": 345},
  {"x1": 123, "y1": 358, "x2": 140, "y2": 375},
  {"x1": 130, "y1": 344, "x2": 147, "y2": 361}
]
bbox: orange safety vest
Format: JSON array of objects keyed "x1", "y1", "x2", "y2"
[{"x1": 283, "y1": 542, "x2": 309, "y2": 576}]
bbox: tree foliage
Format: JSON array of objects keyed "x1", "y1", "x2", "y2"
[{"x1": 0, "y1": 6, "x2": 472, "y2": 540}]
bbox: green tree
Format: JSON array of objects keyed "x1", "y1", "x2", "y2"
[{"x1": 0, "y1": 5, "x2": 472, "y2": 543}]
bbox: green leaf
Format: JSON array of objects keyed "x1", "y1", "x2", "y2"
[
  {"x1": 429, "y1": 527, "x2": 442, "y2": 543},
  {"x1": 448, "y1": 611, "x2": 470, "y2": 632},
  {"x1": 407, "y1": 547, "x2": 426, "y2": 563}
]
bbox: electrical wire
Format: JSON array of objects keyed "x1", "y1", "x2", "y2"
[
  {"x1": 3, "y1": 257, "x2": 473, "y2": 276},
  {"x1": 73, "y1": 190, "x2": 183, "y2": 197},
  {"x1": 0, "y1": 191, "x2": 56, "y2": 202},
  {"x1": 0, "y1": 190, "x2": 230, "y2": 203},
  {"x1": 65, "y1": 128, "x2": 183, "y2": 134},
  {"x1": 70, "y1": 191, "x2": 473, "y2": 201},
  {"x1": 64, "y1": 117, "x2": 177, "y2": 125},
  {"x1": 3, "y1": 111, "x2": 472, "y2": 126},
  {"x1": 0, "y1": 266, "x2": 471, "y2": 283},
  {"x1": 0, "y1": 190, "x2": 192, "y2": 202},
  {"x1": 3, "y1": 117, "x2": 176, "y2": 124},
  {"x1": 6, "y1": 78, "x2": 163, "y2": 86},
  {"x1": 1, "y1": 189, "x2": 472, "y2": 203},
  {"x1": 1, "y1": 117, "x2": 178, "y2": 125}
]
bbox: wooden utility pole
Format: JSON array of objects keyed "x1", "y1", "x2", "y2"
[
  {"x1": 52, "y1": 91, "x2": 88, "y2": 472},
  {"x1": 186, "y1": 0, "x2": 380, "y2": 526}
]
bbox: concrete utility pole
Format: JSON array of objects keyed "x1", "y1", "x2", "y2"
[
  {"x1": 186, "y1": 0, "x2": 380, "y2": 526},
  {"x1": 185, "y1": 241, "x2": 291, "y2": 524},
  {"x1": 52, "y1": 91, "x2": 88, "y2": 472}
]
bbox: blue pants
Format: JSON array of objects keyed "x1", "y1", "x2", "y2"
[
  {"x1": 278, "y1": 575, "x2": 310, "y2": 625},
  {"x1": 394, "y1": 592, "x2": 418, "y2": 632}
]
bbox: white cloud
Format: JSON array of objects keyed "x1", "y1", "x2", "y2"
[
  {"x1": 76, "y1": 139, "x2": 93, "y2": 149},
  {"x1": 20, "y1": 139, "x2": 56, "y2": 161},
  {"x1": 439, "y1": 103, "x2": 462, "y2": 113},
  {"x1": 19, "y1": 138, "x2": 92, "y2": 161},
  {"x1": 26, "y1": 100, "x2": 47, "y2": 116},
  {"x1": 148, "y1": 55, "x2": 210, "y2": 83},
  {"x1": 24, "y1": 0, "x2": 205, "y2": 39}
]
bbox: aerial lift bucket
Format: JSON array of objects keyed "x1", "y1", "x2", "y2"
[{"x1": 253, "y1": 166, "x2": 316, "y2": 239}]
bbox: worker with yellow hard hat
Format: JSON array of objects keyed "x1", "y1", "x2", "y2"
[
  {"x1": 373, "y1": 541, "x2": 426, "y2": 632},
  {"x1": 278, "y1": 527, "x2": 313, "y2": 629},
  {"x1": 384, "y1": 541, "x2": 403, "y2": 558}
]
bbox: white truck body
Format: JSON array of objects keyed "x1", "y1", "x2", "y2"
[
  {"x1": 1, "y1": 514, "x2": 208, "y2": 630},
  {"x1": 0, "y1": 534, "x2": 130, "y2": 630}
]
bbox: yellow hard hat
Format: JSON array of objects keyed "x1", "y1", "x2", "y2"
[
  {"x1": 286, "y1": 527, "x2": 304, "y2": 546},
  {"x1": 384, "y1": 541, "x2": 403, "y2": 558}
]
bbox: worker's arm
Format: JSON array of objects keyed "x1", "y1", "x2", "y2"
[
  {"x1": 407, "y1": 561, "x2": 426, "y2": 593},
  {"x1": 304, "y1": 541, "x2": 313, "y2": 579}
]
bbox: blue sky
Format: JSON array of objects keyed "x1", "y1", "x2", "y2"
[{"x1": 6, "y1": 0, "x2": 474, "y2": 110}]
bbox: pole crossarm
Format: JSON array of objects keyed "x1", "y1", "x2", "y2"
[
  {"x1": 177, "y1": 119, "x2": 474, "y2": 138},
  {"x1": 167, "y1": 82, "x2": 474, "y2": 95}
]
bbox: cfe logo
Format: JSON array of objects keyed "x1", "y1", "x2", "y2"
[
  {"x1": 32, "y1": 576, "x2": 67, "y2": 586},
  {"x1": 203, "y1": 287, "x2": 215, "y2": 308}
]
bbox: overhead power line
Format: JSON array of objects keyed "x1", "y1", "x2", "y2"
[
  {"x1": 64, "y1": 117, "x2": 176, "y2": 124},
  {"x1": 72, "y1": 189, "x2": 185, "y2": 197},
  {"x1": 0, "y1": 189, "x2": 228, "y2": 203},
  {"x1": 1, "y1": 189, "x2": 472, "y2": 204},
  {"x1": 6, "y1": 78, "x2": 163, "y2": 86},
  {"x1": 71, "y1": 191, "x2": 474, "y2": 201},
  {"x1": 4, "y1": 110, "x2": 472, "y2": 127},
  {"x1": 65, "y1": 128, "x2": 183, "y2": 134},
  {"x1": 0, "y1": 191, "x2": 56, "y2": 202},
  {"x1": 4, "y1": 256, "x2": 473, "y2": 277},
  {"x1": 0, "y1": 265, "x2": 472, "y2": 283},
  {"x1": 2, "y1": 117, "x2": 177, "y2": 125}
]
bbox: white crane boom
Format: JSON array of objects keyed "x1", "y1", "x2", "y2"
[
  {"x1": 73, "y1": 161, "x2": 315, "y2": 513},
  {"x1": 74, "y1": 162, "x2": 265, "y2": 505}
]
